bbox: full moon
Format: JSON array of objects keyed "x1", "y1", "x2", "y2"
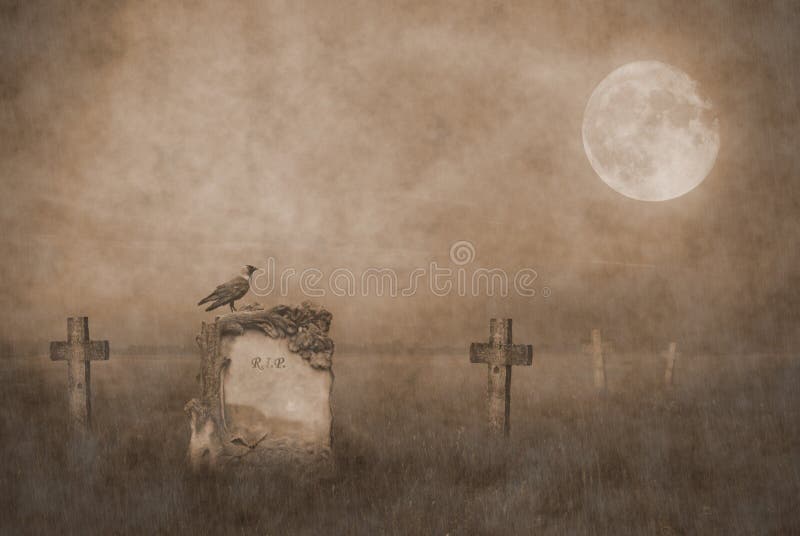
[{"x1": 582, "y1": 61, "x2": 719, "y2": 201}]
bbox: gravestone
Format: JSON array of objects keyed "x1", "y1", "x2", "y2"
[
  {"x1": 582, "y1": 329, "x2": 612, "y2": 393},
  {"x1": 185, "y1": 303, "x2": 334, "y2": 471},
  {"x1": 49, "y1": 317, "x2": 110, "y2": 435},
  {"x1": 662, "y1": 341, "x2": 678, "y2": 387},
  {"x1": 469, "y1": 319, "x2": 533, "y2": 436}
]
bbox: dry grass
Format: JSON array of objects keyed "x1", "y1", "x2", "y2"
[{"x1": 1, "y1": 350, "x2": 799, "y2": 535}]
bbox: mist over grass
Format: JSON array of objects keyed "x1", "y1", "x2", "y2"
[{"x1": 1, "y1": 351, "x2": 799, "y2": 534}]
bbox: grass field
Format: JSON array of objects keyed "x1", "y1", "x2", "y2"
[{"x1": 1, "y1": 349, "x2": 799, "y2": 535}]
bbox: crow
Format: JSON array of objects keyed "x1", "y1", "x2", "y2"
[{"x1": 197, "y1": 265, "x2": 258, "y2": 312}]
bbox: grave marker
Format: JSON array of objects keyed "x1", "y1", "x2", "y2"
[
  {"x1": 49, "y1": 317, "x2": 110, "y2": 434},
  {"x1": 186, "y1": 303, "x2": 334, "y2": 471},
  {"x1": 470, "y1": 319, "x2": 533, "y2": 436},
  {"x1": 662, "y1": 341, "x2": 678, "y2": 387},
  {"x1": 582, "y1": 329, "x2": 611, "y2": 392}
]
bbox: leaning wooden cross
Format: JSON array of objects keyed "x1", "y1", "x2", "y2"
[
  {"x1": 470, "y1": 319, "x2": 532, "y2": 436},
  {"x1": 49, "y1": 317, "x2": 110, "y2": 433},
  {"x1": 582, "y1": 328, "x2": 612, "y2": 392}
]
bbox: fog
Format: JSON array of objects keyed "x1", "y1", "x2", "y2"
[{"x1": 1, "y1": 1, "x2": 798, "y2": 353}]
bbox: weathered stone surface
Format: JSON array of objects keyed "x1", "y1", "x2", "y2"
[
  {"x1": 223, "y1": 332, "x2": 332, "y2": 452},
  {"x1": 185, "y1": 303, "x2": 334, "y2": 472}
]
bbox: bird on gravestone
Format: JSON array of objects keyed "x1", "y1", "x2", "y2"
[{"x1": 197, "y1": 265, "x2": 258, "y2": 312}]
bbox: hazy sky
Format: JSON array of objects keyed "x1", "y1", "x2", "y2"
[{"x1": 2, "y1": 1, "x2": 799, "y2": 351}]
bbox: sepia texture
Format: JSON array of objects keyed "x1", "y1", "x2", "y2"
[{"x1": 1, "y1": 1, "x2": 799, "y2": 534}]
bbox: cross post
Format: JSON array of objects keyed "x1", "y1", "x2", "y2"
[
  {"x1": 50, "y1": 317, "x2": 110, "y2": 433},
  {"x1": 470, "y1": 319, "x2": 532, "y2": 436},
  {"x1": 582, "y1": 328, "x2": 611, "y2": 392},
  {"x1": 662, "y1": 341, "x2": 679, "y2": 387}
]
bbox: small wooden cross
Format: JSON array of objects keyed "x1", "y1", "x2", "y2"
[
  {"x1": 582, "y1": 328, "x2": 611, "y2": 392},
  {"x1": 470, "y1": 319, "x2": 532, "y2": 436},
  {"x1": 50, "y1": 317, "x2": 109, "y2": 433},
  {"x1": 661, "y1": 341, "x2": 679, "y2": 387}
]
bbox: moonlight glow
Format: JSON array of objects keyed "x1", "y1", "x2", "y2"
[{"x1": 582, "y1": 61, "x2": 720, "y2": 201}]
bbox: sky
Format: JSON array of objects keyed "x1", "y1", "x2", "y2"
[{"x1": 1, "y1": 0, "x2": 799, "y2": 353}]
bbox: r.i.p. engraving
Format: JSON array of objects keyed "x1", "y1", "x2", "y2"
[{"x1": 251, "y1": 356, "x2": 287, "y2": 370}]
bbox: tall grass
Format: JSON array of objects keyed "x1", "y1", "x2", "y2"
[{"x1": 1, "y1": 351, "x2": 798, "y2": 534}]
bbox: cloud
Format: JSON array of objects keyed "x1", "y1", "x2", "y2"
[{"x1": 1, "y1": 1, "x2": 798, "y2": 350}]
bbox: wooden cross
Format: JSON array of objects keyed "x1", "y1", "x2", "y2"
[
  {"x1": 470, "y1": 319, "x2": 532, "y2": 436},
  {"x1": 50, "y1": 317, "x2": 109, "y2": 433},
  {"x1": 661, "y1": 341, "x2": 679, "y2": 387},
  {"x1": 582, "y1": 328, "x2": 611, "y2": 392}
]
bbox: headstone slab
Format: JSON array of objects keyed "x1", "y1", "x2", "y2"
[
  {"x1": 186, "y1": 302, "x2": 334, "y2": 472},
  {"x1": 223, "y1": 332, "x2": 332, "y2": 459}
]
